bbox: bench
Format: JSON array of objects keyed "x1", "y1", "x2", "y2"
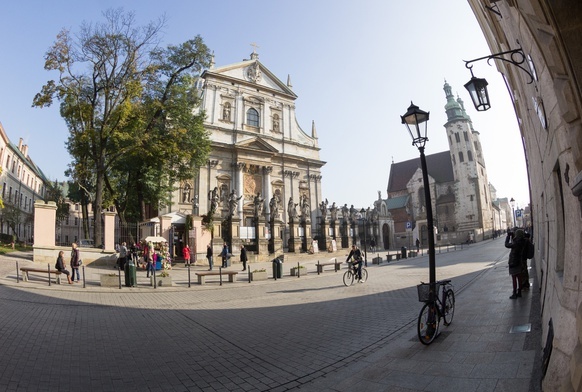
[
  {"x1": 316, "y1": 260, "x2": 343, "y2": 273},
  {"x1": 195, "y1": 271, "x2": 238, "y2": 285},
  {"x1": 20, "y1": 267, "x2": 62, "y2": 284}
]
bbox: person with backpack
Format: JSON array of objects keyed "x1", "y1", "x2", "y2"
[{"x1": 505, "y1": 229, "x2": 526, "y2": 299}]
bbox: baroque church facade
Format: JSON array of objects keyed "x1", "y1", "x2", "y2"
[
  {"x1": 387, "y1": 82, "x2": 495, "y2": 248},
  {"x1": 160, "y1": 51, "x2": 325, "y2": 258}
]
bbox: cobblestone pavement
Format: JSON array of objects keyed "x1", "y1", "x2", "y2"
[{"x1": 0, "y1": 238, "x2": 541, "y2": 391}]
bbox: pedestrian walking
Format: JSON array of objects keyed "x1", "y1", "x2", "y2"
[
  {"x1": 206, "y1": 243, "x2": 214, "y2": 271},
  {"x1": 240, "y1": 245, "x2": 248, "y2": 271},
  {"x1": 221, "y1": 243, "x2": 229, "y2": 268},
  {"x1": 416, "y1": 238, "x2": 420, "y2": 252},
  {"x1": 183, "y1": 244, "x2": 191, "y2": 266},
  {"x1": 146, "y1": 241, "x2": 155, "y2": 278},
  {"x1": 70, "y1": 242, "x2": 81, "y2": 283},
  {"x1": 117, "y1": 242, "x2": 128, "y2": 270},
  {"x1": 505, "y1": 229, "x2": 526, "y2": 299}
]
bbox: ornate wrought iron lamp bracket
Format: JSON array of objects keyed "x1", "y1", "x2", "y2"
[{"x1": 464, "y1": 46, "x2": 534, "y2": 84}]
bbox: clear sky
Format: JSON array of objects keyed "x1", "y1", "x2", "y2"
[{"x1": 0, "y1": 0, "x2": 530, "y2": 210}]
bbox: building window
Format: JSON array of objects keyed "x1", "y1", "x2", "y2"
[
  {"x1": 467, "y1": 150, "x2": 473, "y2": 161},
  {"x1": 74, "y1": 217, "x2": 78, "y2": 226},
  {"x1": 448, "y1": 135, "x2": 452, "y2": 145},
  {"x1": 5, "y1": 155, "x2": 10, "y2": 168},
  {"x1": 247, "y1": 108, "x2": 259, "y2": 127},
  {"x1": 454, "y1": 133, "x2": 461, "y2": 143},
  {"x1": 463, "y1": 131, "x2": 469, "y2": 142},
  {"x1": 2, "y1": 183, "x2": 5, "y2": 199},
  {"x1": 75, "y1": 204, "x2": 79, "y2": 211},
  {"x1": 452, "y1": 154, "x2": 456, "y2": 165},
  {"x1": 459, "y1": 152, "x2": 464, "y2": 163}
]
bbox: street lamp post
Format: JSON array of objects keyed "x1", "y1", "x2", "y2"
[
  {"x1": 359, "y1": 208, "x2": 368, "y2": 267},
  {"x1": 510, "y1": 197, "x2": 516, "y2": 228},
  {"x1": 401, "y1": 102, "x2": 436, "y2": 286}
]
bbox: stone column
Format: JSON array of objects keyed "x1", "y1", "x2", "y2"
[
  {"x1": 263, "y1": 166, "x2": 273, "y2": 219},
  {"x1": 236, "y1": 162, "x2": 245, "y2": 220},
  {"x1": 269, "y1": 219, "x2": 283, "y2": 255},
  {"x1": 160, "y1": 215, "x2": 172, "y2": 243},
  {"x1": 255, "y1": 217, "x2": 269, "y2": 259},
  {"x1": 103, "y1": 211, "x2": 116, "y2": 252},
  {"x1": 287, "y1": 217, "x2": 301, "y2": 253},
  {"x1": 33, "y1": 201, "x2": 56, "y2": 248},
  {"x1": 230, "y1": 217, "x2": 242, "y2": 253},
  {"x1": 319, "y1": 217, "x2": 328, "y2": 251}
]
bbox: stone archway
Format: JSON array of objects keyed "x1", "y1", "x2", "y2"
[{"x1": 382, "y1": 223, "x2": 390, "y2": 250}]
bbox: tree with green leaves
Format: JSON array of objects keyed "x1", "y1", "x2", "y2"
[
  {"x1": 44, "y1": 181, "x2": 70, "y2": 224},
  {"x1": 33, "y1": 9, "x2": 212, "y2": 247}
]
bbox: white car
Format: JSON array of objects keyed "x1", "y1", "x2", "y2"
[{"x1": 78, "y1": 239, "x2": 94, "y2": 248}]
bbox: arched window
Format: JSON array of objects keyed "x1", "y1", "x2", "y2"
[
  {"x1": 467, "y1": 150, "x2": 473, "y2": 161},
  {"x1": 418, "y1": 188, "x2": 425, "y2": 209},
  {"x1": 459, "y1": 152, "x2": 464, "y2": 163},
  {"x1": 247, "y1": 108, "x2": 259, "y2": 127}
]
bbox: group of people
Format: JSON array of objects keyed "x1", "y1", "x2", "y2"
[
  {"x1": 55, "y1": 242, "x2": 82, "y2": 284},
  {"x1": 204, "y1": 243, "x2": 248, "y2": 271},
  {"x1": 505, "y1": 228, "x2": 534, "y2": 299}
]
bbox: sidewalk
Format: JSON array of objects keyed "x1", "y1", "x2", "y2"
[{"x1": 296, "y1": 257, "x2": 542, "y2": 392}]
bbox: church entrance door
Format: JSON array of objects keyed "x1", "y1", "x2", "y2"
[{"x1": 382, "y1": 224, "x2": 390, "y2": 250}]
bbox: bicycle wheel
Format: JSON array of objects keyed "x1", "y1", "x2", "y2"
[
  {"x1": 417, "y1": 302, "x2": 439, "y2": 345},
  {"x1": 443, "y1": 289, "x2": 455, "y2": 326},
  {"x1": 343, "y1": 270, "x2": 354, "y2": 286},
  {"x1": 359, "y1": 268, "x2": 368, "y2": 283}
]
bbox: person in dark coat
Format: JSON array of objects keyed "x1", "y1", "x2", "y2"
[
  {"x1": 240, "y1": 245, "x2": 248, "y2": 271},
  {"x1": 505, "y1": 229, "x2": 526, "y2": 299},
  {"x1": 70, "y1": 242, "x2": 81, "y2": 283},
  {"x1": 221, "y1": 243, "x2": 229, "y2": 268},
  {"x1": 206, "y1": 243, "x2": 213, "y2": 271},
  {"x1": 55, "y1": 250, "x2": 73, "y2": 284},
  {"x1": 346, "y1": 245, "x2": 363, "y2": 282}
]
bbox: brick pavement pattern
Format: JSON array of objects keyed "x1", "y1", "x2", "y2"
[{"x1": 0, "y1": 239, "x2": 541, "y2": 391}]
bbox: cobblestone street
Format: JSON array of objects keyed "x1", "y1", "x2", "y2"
[{"x1": 0, "y1": 239, "x2": 540, "y2": 391}]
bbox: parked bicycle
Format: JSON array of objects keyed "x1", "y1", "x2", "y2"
[
  {"x1": 416, "y1": 279, "x2": 455, "y2": 345},
  {"x1": 343, "y1": 261, "x2": 368, "y2": 286}
]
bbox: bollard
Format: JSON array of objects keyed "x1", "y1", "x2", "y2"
[
  {"x1": 82, "y1": 266, "x2": 86, "y2": 288},
  {"x1": 188, "y1": 263, "x2": 191, "y2": 288},
  {"x1": 16, "y1": 261, "x2": 19, "y2": 283},
  {"x1": 153, "y1": 267, "x2": 157, "y2": 289},
  {"x1": 219, "y1": 267, "x2": 223, "y2": 286},
  {"x1": 297, "y1": 262, "x2": 300, "y2": 278},
  {"x1": 317, "y1": 260, "x2": 320, "y2": 275},
  {"x1": 248, "y1": 267, "x2": 251, "y2": 283},
  {"x1": 118, "y1": 266, "x2": 122, "y2": 289},
  {"x1": 48, "y1": 263, "x2": 51, "y2": 287}
]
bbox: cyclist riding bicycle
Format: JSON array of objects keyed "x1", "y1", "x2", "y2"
[{"x1": 346, "y1": 245, "x2": 363, "y2": 282}]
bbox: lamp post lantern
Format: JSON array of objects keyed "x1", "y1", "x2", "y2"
[
  {"x1": 359, "y1": 208, "x2": 368, "y2": 267},
  {"x1": 401, "y1": 102, "x2": 436, "y2": 286},
  {"x1": 510, "y1": 197, "x2": 516, "y2": 228}
]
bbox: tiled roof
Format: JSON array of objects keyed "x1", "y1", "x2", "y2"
[{"x1": 387, "y1": 151, "x2": 454, "y2": 193}]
